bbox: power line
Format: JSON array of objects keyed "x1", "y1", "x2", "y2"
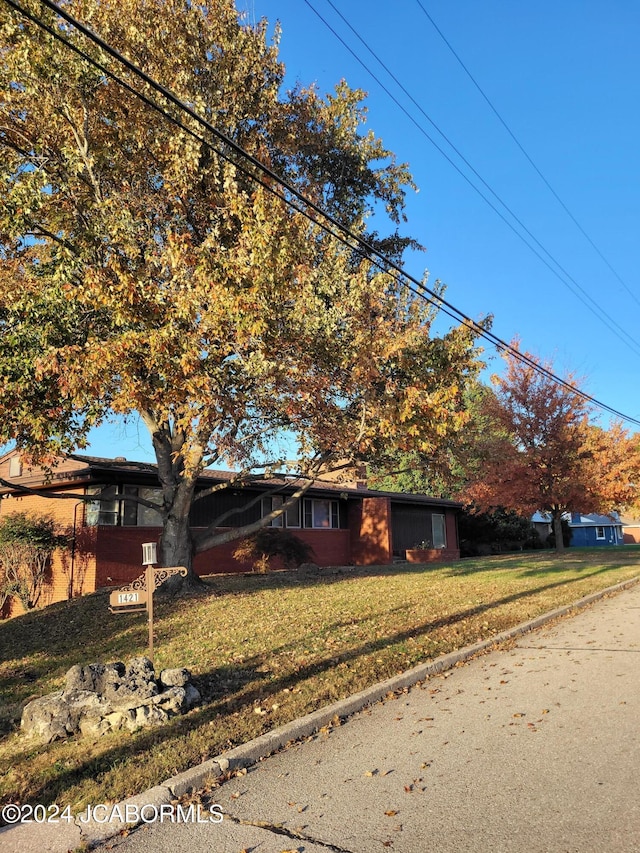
[
  {"x1": 3, "y1": 0, "x2": 640, "y2": 427},
  {"x1": 305, "y1": 0, "x2": 640, "y2": 359},
  {"x1": 415, "y1": 0, "x2": 640, "y2": 310}
]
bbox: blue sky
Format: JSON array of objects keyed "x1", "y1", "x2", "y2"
[{"x1": 85, "y1": 0, "x2": 640, "y2": 460}]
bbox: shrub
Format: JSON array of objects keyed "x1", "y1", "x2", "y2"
[
  {"x1": 0, "y1": 512, "x2": 69, "y2": 612},
  {"x1": 233, "y1": 528, "x2": 315, "y2": 572},
  {"x1": 459, "y1": 505, "x2": 541, "y2": 557}
]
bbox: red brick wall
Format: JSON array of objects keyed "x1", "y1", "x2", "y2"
[
  {"x1": 348, "y1": 497, "x2": 392, "y2": 565},
  {"x1": 93, "y1": 526, "x2": 354, "y2": 585},
  {"x1": 0, "y1": 491, "x2": 95, "y2": 615},
  {"x1": 445, "y1": 510, "x2": 460, "y2": 560}
]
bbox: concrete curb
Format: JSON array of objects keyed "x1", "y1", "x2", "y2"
[
  {"x1": 2, "y1": 574, "x2": 638, "y2": 852},
  {"x1": 161, "y1": 574, "x2": 640, "y2": 795}
]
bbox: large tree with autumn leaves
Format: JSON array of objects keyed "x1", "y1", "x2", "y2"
[
  {"x1": 0, "y1": 0, "x2": 485, "y2": 578},
  {"x1": 463, "y1": 345, "x2": 640, "y2": 551}
]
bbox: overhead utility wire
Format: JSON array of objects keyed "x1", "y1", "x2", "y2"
[
  {"x1": 308, "y1": 0, "x2": 640, "y2": 359},
  {"x1": 5, "y1": 0, "x2": 640, "y2": 428},
  {"x1": 8, "y1": 0, "x2": 638, "y2": 426},
  {"x1": 10, "y1": 0, "x2": 640, "y2": 426},
  {"x1": 415, "y1": 0, "x2": 640, "y2": 310}
]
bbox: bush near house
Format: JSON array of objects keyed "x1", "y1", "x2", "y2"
[
  {"x1": 0, "y1": 512, "x2": 69, "y2": 614},
  {"x1": 233, "y1": 528, "x2": 315, "y2": 572},
  {"x1": 459, "y1": 505, "x2": 541, "y2": 557}
]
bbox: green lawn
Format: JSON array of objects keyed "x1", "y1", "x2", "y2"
[{"x1": 1, "y1": 547, "x2": 639, "y2": 811}]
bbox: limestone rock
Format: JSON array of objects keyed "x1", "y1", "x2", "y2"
[
  {"x1": 153, "y1": 686, "x2": 187, "y2": 715},
  {"x1": 159, "y1": 667, "x2": 191, "y2": 688},
  {"x1": 21, "y1": 691, "x2": 70, "y2": 742},
  {"x1": 20, "y1": 655, "x2": 199, "y2": 742},
  {"x1": 127, "y1": 704, "x2": 169, "y2": 732},
  {"x1": 184, "y1": 683, "x2": 201, "y2": 709}
]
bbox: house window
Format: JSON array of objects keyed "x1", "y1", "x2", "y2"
[
  {"x1": 85, "y1": 485, "x2": 162, "y2": 527},
  {"x1": 596, "y1": 526, "x2": 605, "y2": 540},
  {"x1": 432, "y1": 514, "x2": 447, "y2": 549},
  {"x1": 86, "y1": 485, "x2": 120, "y2": 526},
  {"x1": 262, "y1": 496, "x2": 301, "y2": 528},
  {"x1": 304, "y1": 498, "x2": 340, "y2": 529},
  {"x1": 9, "y1": 456, "x2": 22, "y2": 478},
  {"x1": 131, "y1": 487, "x2": 163, "y2": 526}
]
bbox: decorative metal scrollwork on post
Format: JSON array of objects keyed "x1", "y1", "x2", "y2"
[{"x1": 109, "y1": 544, "x2": 188, "y2": 663}]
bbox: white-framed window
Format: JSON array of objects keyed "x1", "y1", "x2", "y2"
[
  {"x1": 304, "y1": 498, "x2": 340, "y2": 529},
  {"x1": 596, "y1": 526, "x2": 605, "y2": 540},
  {"x1": 432, "y1": 513, "x2": 447, "y2": 549},
  {"x1": 86, "y1": 485, "x2": 120, "y2": 526},
  {"x1": 262, "y1": 495, "x2": 301, "y2": 528}
]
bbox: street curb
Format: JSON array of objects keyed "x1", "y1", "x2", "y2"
[
  {"x1": 2, "y1": 574, "x2": 638, "y2": 851},
  {"x1": 161, "y1": 574, "x2": 640, "y2": 796}
]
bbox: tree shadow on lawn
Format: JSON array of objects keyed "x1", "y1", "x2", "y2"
[
  {"x1": 202, "y1": 561, "x2": 451, "y2": 596},
  {"x1": 10, "y1": 566, "x2": 621, "y2": 806},
  {"x1": 446, "y1": 547, "x2": 640, "y2": 577},
  {"x1": 0, "y1": 590, "x2": 143, "y2": 665}
]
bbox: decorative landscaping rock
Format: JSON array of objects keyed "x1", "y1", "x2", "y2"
[
  {"x1": 21, "y1": 657, "x2": 200, "y2": 742},
  {"x1": 20, "y1": 690, "x2": 74, "y2": 742},
  {"x1": 159, "y1": 667, "x2": 191, "y2": 688}
]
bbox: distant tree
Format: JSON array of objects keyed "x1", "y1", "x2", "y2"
[
  {"x1": 0, "y1": 0, "x2": 485, "y2": 583},
  {"x1": 462, "y1": 344, "x2": 640, "y2": 551}
]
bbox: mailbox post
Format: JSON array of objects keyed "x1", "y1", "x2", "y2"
[
  {"x1": 142, "y1": 543, "x2": 157, "y2": 663},
  {"x1": 108, "y1": 543, "x2": 187, "y2": 666}
]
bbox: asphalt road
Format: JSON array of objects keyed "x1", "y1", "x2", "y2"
[{"x1": 85, "y1": 581, "x2": 640, "y2": 853}]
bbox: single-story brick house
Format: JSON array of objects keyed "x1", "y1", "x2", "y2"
[{"x1": 0, "y1": 451, "x2": 461, "y2": 615}]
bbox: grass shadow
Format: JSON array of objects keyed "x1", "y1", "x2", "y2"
[{"x1": 4, "y1": 563, "x2": 626, "y2": 806}]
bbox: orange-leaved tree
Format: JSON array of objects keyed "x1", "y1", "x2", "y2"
[
  {"x1": 462, "y1": 344, "x2": 640, "y2": 551},
  {"x1": 0, "y1": 0, "x2": 486, "y2": 580}
]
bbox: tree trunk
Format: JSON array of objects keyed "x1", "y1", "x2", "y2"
[
  {"x1": 145, "y1": 415, "x2": 205, "y2": 590},
  {"x1": 552, "y1": 511, "x2": 565, "y2": 553},
  {"x1": 158, "y1": 511, "x2": 205, "y2": 591}
]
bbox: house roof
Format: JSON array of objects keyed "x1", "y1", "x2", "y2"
[
  {"x1": 531, "y1": 510, "x2": 621, "y2": 527},
  {"x1": 569, "y1": 512, "x2": 621, "y2": 527},
  {"x1": 0, "y1": 451, "x2": 461, "y2": 510}
]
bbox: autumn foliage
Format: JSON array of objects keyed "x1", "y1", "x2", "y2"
[
  {"x1": 462, "y1": 345, "x2": 640, "y2": 550},
  {"x1": 0, "y1": 0, "x2": 485, "y2": 576}
]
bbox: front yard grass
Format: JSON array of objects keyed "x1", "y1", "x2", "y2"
[{"x1": 1, "y1": 546, "x2": 639, "y2": 811}]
